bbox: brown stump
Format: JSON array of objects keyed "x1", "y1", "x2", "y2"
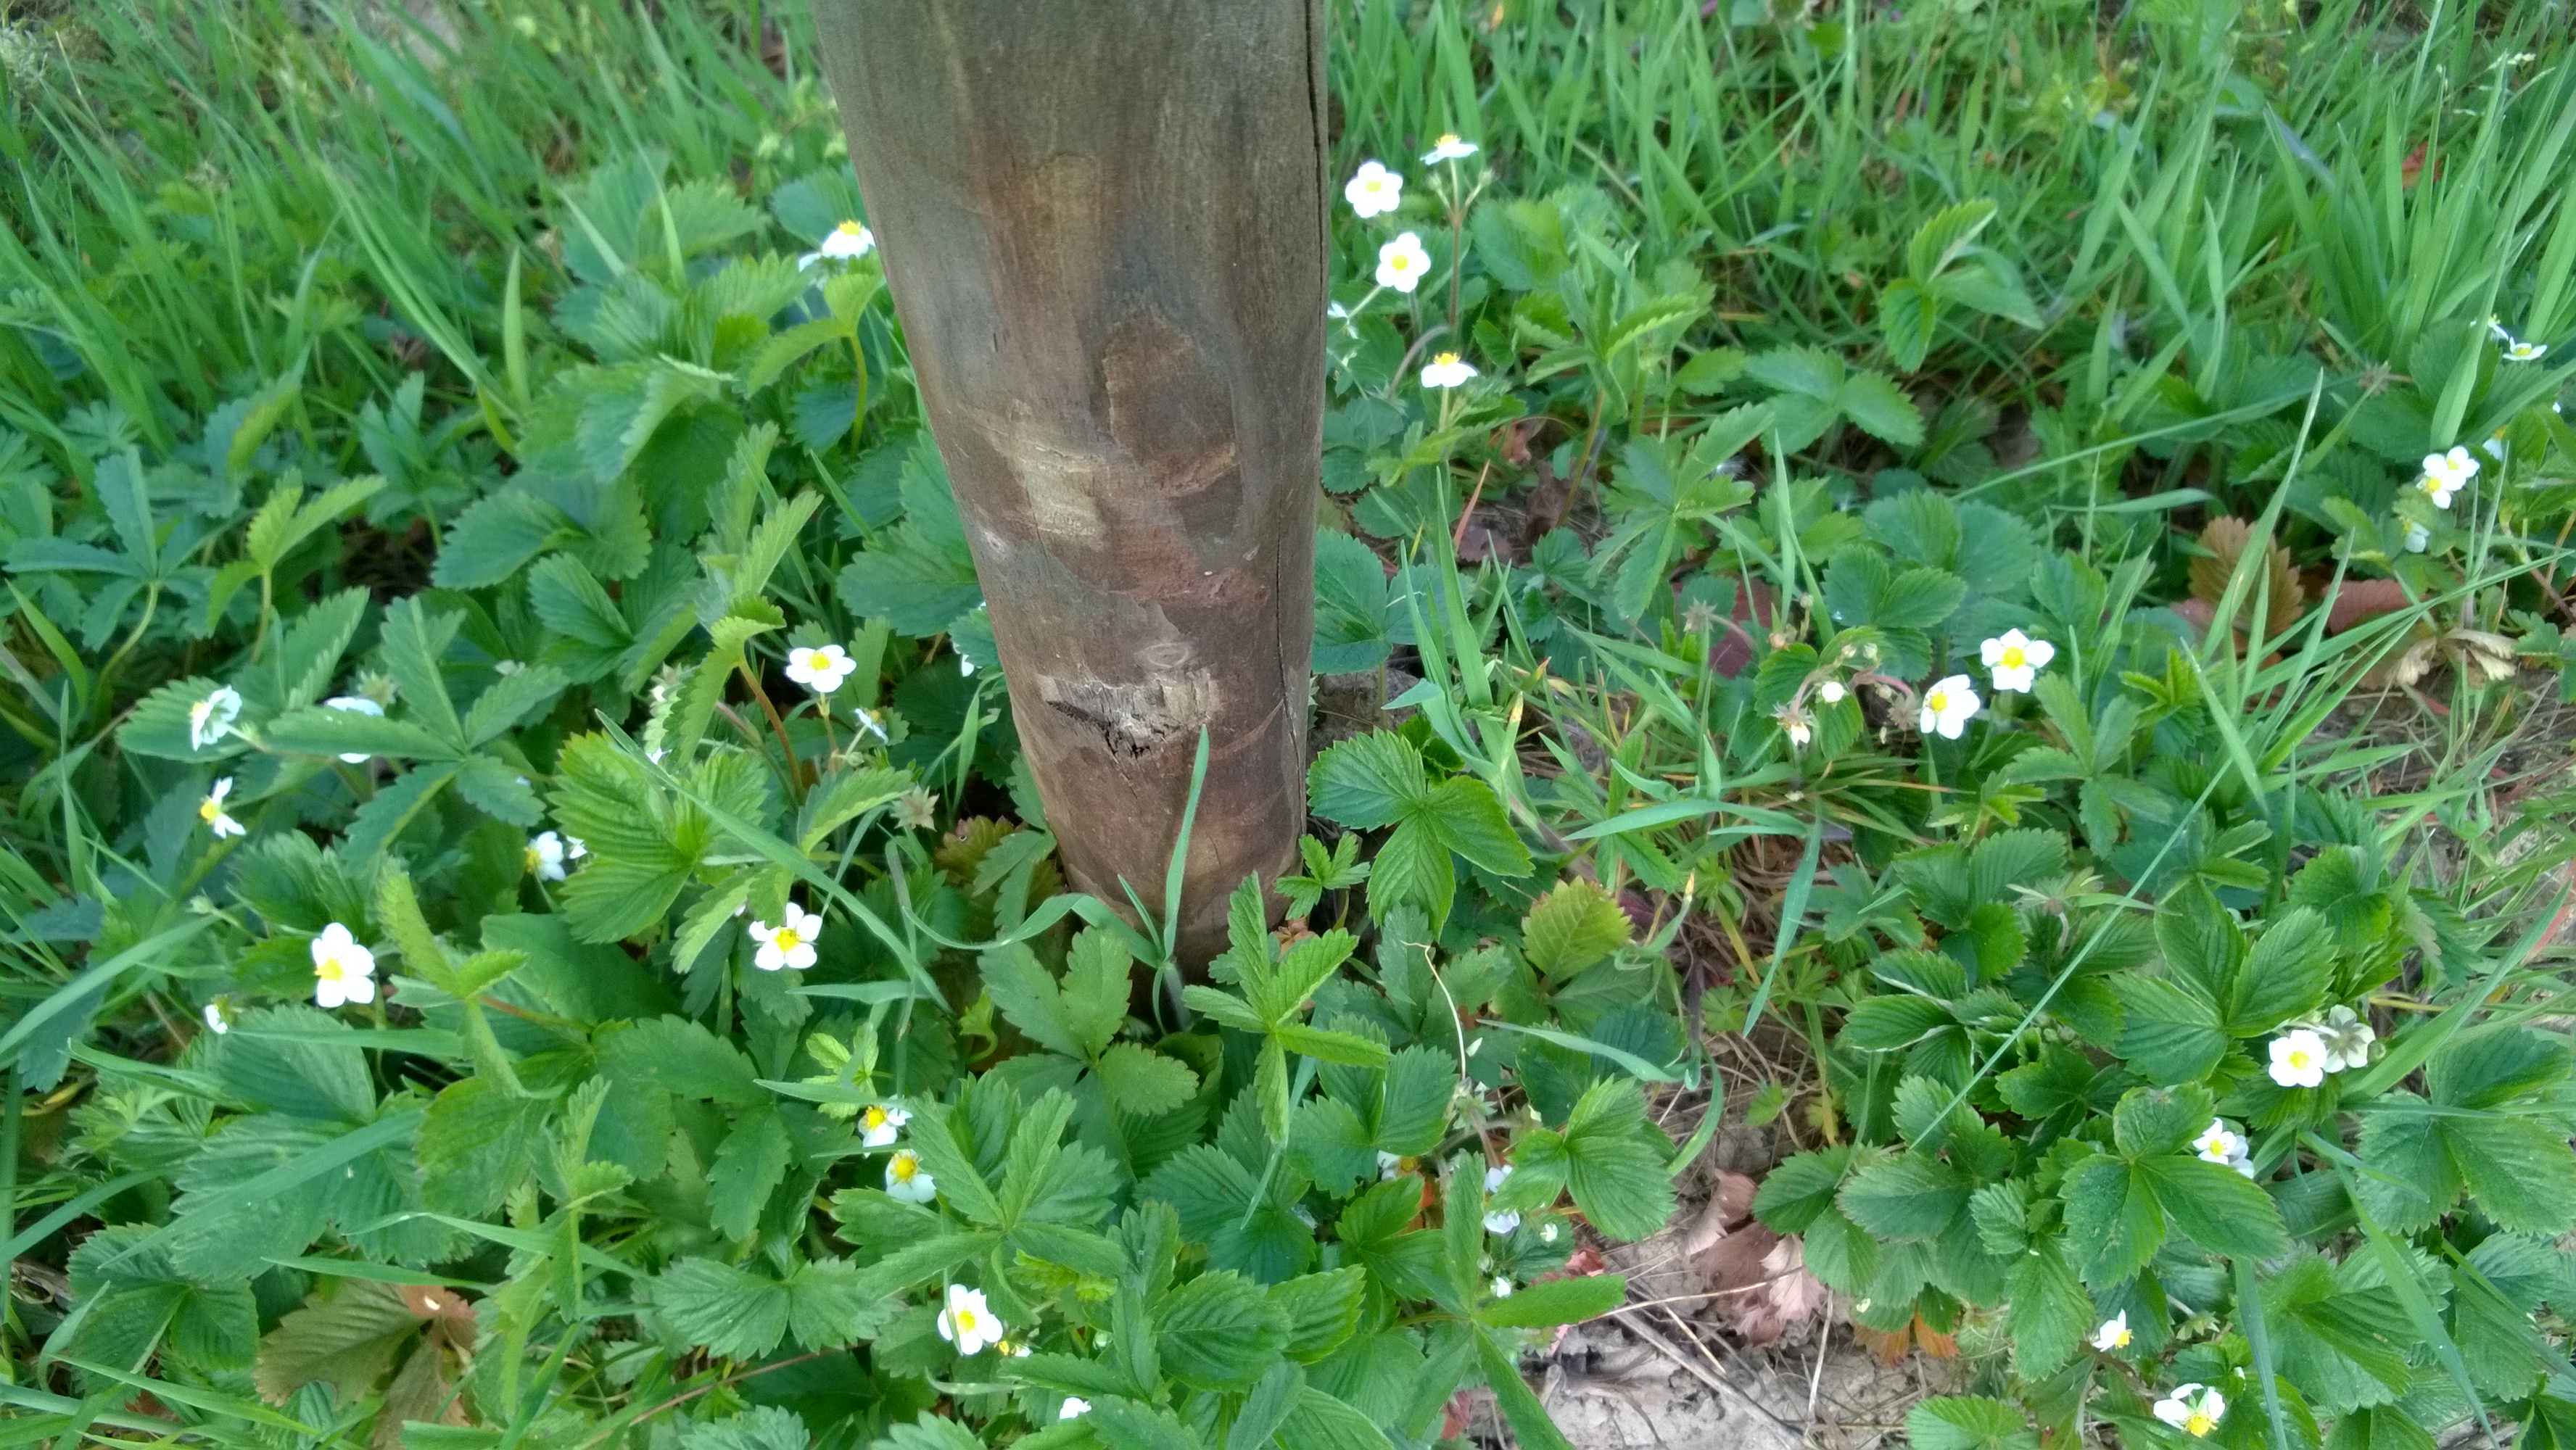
[{"x1": 810, "y1": 0, "x2": 1328, "y2": 960}]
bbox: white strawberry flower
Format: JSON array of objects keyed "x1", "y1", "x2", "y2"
[
  {"x1": 1817, "y1": 680, "x2": 1847, "y2": 704},
  {"x1": 310, "y1": 923, "x2": 378, "y2": 1009},
  {"x1": 525, "y1": 831, "x2": 574, "y2": 882},
  {"x1": 2191, "y1": 1119, "x2": 2245, "y2": 1167},
  {"x1": 1490, "y1": 1275, "x2": 1514, "y2": 1298},
  {"x1": 936, "y1": 1283, "x2": 1002, "y2": 1355},
  {"x1": 859, "y1": 1103, "x2": 912, "y2": 1148},
  {"x1": 785, "y1": 642, "x2": 856, "y2": 695},
  {"x1": 2153, "y1": 1384, "x2": 2226, "y2": 1438},
  {"x1": 1482, "y1": 1164, "x2": 1520, "y2": 1236},
  {"x1": 1344, "y1": 160, "x2": 1403, "y2": 218},
  {"x1": 1377, "y1": 1151, "x2": 1415, "y2": 1180},
  {"x1": 200, "y1": 778, "x2": 247, "y2": 840},
  {"x1": 202, "y1": 1000, "x2": 232, "y2": 1035},
  {"x1": 2402, "y1": 521, "x2": 2430, "y2": 553},
  {"x1": 2091, "y1": 1312, "x2": 2131, "y2": 1352},
  {"x1": 2316, "y1": 1004, "x2": 2374, "y2": 1072},
  {"x1": 749, "y1": 902, "x2": 822, "y2": 972},
  {"x1": 1376, "y1": 231, "x2": 1431, "y2": 293},
  {"x1": 1918, "y1": 674, "x2": 1981, "y2": 740},
  {"x1": 799, "y1": 220, "x2": 875, "y2": 269},
  {"x1": 885, "y1": 1148, "x2": 936, "y2": 1203},
  {"x1": 1774, "y1": 705, "x2": 1812, "y2": 750},
  {"x1": 2268, "y1": 1028, "x2": 2329, "y2": 1089},
  {"x1": 1420, "y1": 351, "x2": 1477, "y2": 389},
  {"x1": 323, "y1": 695, "x2": 384, "y2": 762},
  {"x1": 1060, "y1": 1397, "x2": 1091, "y2": 1419},
  {"x1": 2504, "y1": 339, "x2": 2548, "y2": 362},
  {"x1": 1978, "y1": 629, "x2": 2055, "y2": 694},
  {"x1": 2416, "y1": 446, "x2": 2478, "y2": 508},
  {"x1": 189, "y1": 687, "x2": 242, "y2": 750},
  {"x1": 1422, "y1": 133, "x2": 1479, "y2": 164}
]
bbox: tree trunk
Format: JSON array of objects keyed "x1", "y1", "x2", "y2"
[{"x1": 809, "y1": 0, "x2": 1327, "y2": 961}]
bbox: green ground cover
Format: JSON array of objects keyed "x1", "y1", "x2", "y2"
[{"x1": 2, "y1": 1, "x2": 2575, "y2": 1446}]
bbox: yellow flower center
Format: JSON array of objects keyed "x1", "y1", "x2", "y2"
[
  {"x1": 2112, "y1": 1327, "x2": 2131, "y2": 1347},
  {"x1": 1434, "y1": 351, "x2": 1459, "y2": 366},
  {"x1": 2185, "y1": 1413, "x2": 2216, "y2": 1437},
  {"x1": 1390, "y1": 254, "x2": 1411, "y2": 270},
  {"x1": 1926, "y1": 690, "x2": 1949, "y2": 713},
  {"x1": 2289, "y1": 1048, "x2": 2313, "y2": 1069},
  {"x1": 201, "y1": 798, "x2": 222, "y2": 822},
  {"x1": 2002, "y1": 647, "x2": 2026, "y2": 668},
  {"x1": 1438, "y1": 133, "x2": 1459, "y2": 146},
  {"x1": 317, "y1": 957, "x2": 346, "y2": 983},
  {"x1": 773, "y1": 927, "x2": 803, "y2": 952},
  {"x1": 891, "y1": 1152, "x2": 919, "y2": 1182},
  {"x1": 834, "y1": 220, "x2": 864, "y2": 237},
  {"x1": 524, "y1": 844, "x2": 543, "y2": 869},
  {"x1": 956, "y1": 1309, "x2": 980, "y2": 1335},
  {"x1": 862, "y1": 1106, "x2": 890, "y2": 1131}
]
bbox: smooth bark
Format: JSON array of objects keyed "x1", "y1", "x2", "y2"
[{"x1": 810, "y1": 0, "x2": 1328, "y2": 958}]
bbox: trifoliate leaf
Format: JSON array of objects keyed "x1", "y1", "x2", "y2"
[
  {"x1": 254, "y1": 1280, "x2": 421, "y2": 1405},
  {"x1": 1519, "y1": 879, "x2": 1631, "y2": 981},
  {"x1": 650, "y1": 1258, "x2": 790, "y2": 1360}
]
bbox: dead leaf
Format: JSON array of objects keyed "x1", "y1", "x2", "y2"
[
  {"x1": 2324, "y1": 578, "x2": 2413, "y2": 634},
  {"x1": 1679, "y1": 1170, "x2": 1759, "y2": 1263},
  {"x1": 1711, "y1": 1232, "x2": 1828, "y2": 1348},
  {"x1": 2189, "y1": 517, "x2": 2303, "y2": 639}
]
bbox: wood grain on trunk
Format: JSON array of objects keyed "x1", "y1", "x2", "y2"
[{"x1": 810, "y1": 0, "x2": 1328, "y2": 960}]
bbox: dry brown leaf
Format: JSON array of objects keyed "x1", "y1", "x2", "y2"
[
  {"x1": 2189, "y1": 517, "x2": 2303, "y2": 639},
  {"x1": 1679, "y1": 1169, "x2": 1759, "y2": 1263},
  {"x1": 1714, "y1": 1232, "x2": 1829, "y2": 1347}
]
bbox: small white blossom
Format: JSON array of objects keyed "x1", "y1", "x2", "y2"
[
  {"x1": 2153, "y1": 1384, "x2": 2226, "y2": 1438},
  {"x1": 189, "y1": 687, "x2": 242, "y2": 750},
  {"x1": 525, "y1": 831, "x2": 574, "y2": 882},
  {"x1": 1817, "y1": 680, "x2": 1847, "y2": 705},
  {"x1": 936, "y1": 1284, "x2": 1002, "y2": 1356},
  {"x1": 2416, "y1": 446, "x2": 2478, "y2": 509},
  {"x1": 1774, "y1": 705, "x2": 1812, "y2": 749},
  {"x1": 493, "y1": 660, "x2": 524, "y2": 677},
  {"x1": 200, "y1": 778, "x2": 247, "y2": 840},
  {"x1": 885, "y1": 1148, "x2": 936, "y2": 1203},
  {"x1": 750, "y1": 902, "x2": 822, "y2": 972},
  {"x1": 859, "y1": 1103, "x2": 911, "y2": 1148},
  {"x1": 851, "y1": 705, "x2": 890, "y2": 742},
  {"x1": 1978, "y1": 629, "x2": 2055, "y2": 694},
  {"x1": 2191, "y1": 1119, "x2": 2245, "y2": 1167},
  {"x1": 1375, "y1": 231, "x2": 1431, "y2": 293},
  {"x1": 1344, "y1": 160, "x2": 1403, "y2": 218},
  {"x1": 202, "y1": 1001, "x2": 231, "y2": 1035},
  {"x1": 310, "y1": 923, "x2": 377, "y2": 1009},
  {"x1": 324, "y1": 695, "x2": 384, "y2": 762},
  {"x1": 1377, "y1": 1151, "x2": 1416, "y2": 1180},
  {"x1": 1422, "y1": 133, "x2": 1479, "y2": 164},
  {"x1": 1490, "y1": 1275, "x2": 1514, "y2": 1298},
  {"x1": 799, "y1": 220, "x2": 875, "y2": 269},
  {"x1": 785, "y1": 643, "x2": 856, "y2": 695},
  {"x1": 2268, "y1": 1028, "x2": 2329, "y2": 1089},
  {"x1": 1482, "y1": 1164, "x2": 1520, "y2": 1236},
  {"x1": 2504, "y1": 339, "x2": 2548, "y2": 362},
  {"x1": 1918, "y1": 674, "x2": 1981, "y2": 740},
  {"x1": 1540, "y1": 1221, "x2": 1560, "y2": 1243},
  {"x1": 2403, "y1": 521, "x2": 2430, "y2": 553},
  {"x1": 1060, "y1": 1397, "x2": 1091, "y2": 1420},
  {"x1": 2091, "y1": 1312, "x2": 2131, "y2": 1351},
  {"x1": 1421, "y1": 351, "x2": 1477, "y2": 389},
  {"x1": 2482, "y1": 427, "x2": 2509, "y2": 464},
  {"x1": 2316, "y1": 1004, "x2": 2374, "y2": 1073}
]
